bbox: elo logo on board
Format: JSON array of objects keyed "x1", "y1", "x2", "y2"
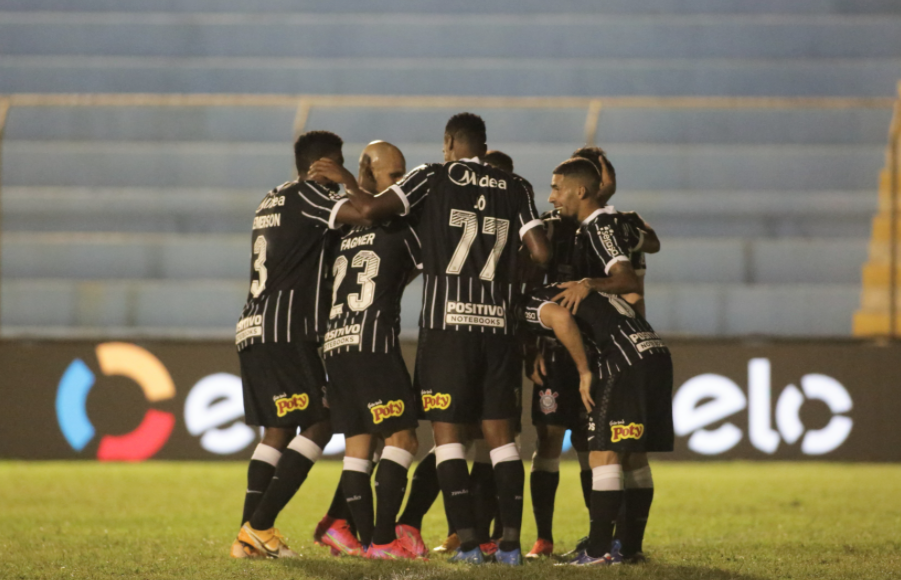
[
  {"x1": 673, "y1": 358, "x2": 853, "y2": 456},
  {"x1": 56, "y1": 343, "x2": 177, "y2": 462}
]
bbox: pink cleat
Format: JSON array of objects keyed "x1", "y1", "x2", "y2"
[
  {"x1": 318, "y1": 519, "x2": 363, "y2": 557},
  {"x1": 313, "y1": 515, "x2": 335, "y2": 545},
  {"x1": 366, "y1": 539, "x2": 418, "y2": 560},
  {"x1": 395, "y1": 524, "x2": 429, "y2": 558}
]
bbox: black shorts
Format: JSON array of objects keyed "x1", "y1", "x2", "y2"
[
  {"x1": 586, "y1": 354, "x2": 674, "y2": 453},
  {"x1": 415, "y1": 328, "x2": 522, "y2": 424},
  {"x1": 325, "y1": 350, "x2": 419, "y2": 438},
  {"x1": 532, "y1": 346, "x2": 584, "y2": 430},
  {"x1": 239, "y1": 341, "x2": 329, "y2": 429}
]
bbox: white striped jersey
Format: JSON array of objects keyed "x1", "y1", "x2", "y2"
[
  {"x1": 389, "y1": 158, "x2": 542, "y2": 335},
  {"x1": 573, "y1": 205, "x2": 632, "y2": 280},
  {"x1": 236, "y1": 180, "x2": 347, "y2": 351},
  {"x1": 522, "y1": 285, "x2": 669, "y2": 378},
  {"x1": 323, "y1": 220, "x2": 422, "y2": 356}
]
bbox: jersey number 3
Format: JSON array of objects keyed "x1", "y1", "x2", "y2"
[
  {"x1": 446, "y1": 209, "x2": 510, "y2": 281},
  {"x1": 332, "y1": 250, "x2": 381, "y2": 312},
  {"x1": 250, "y1": 235, "x2": 267, "y2": 298}
]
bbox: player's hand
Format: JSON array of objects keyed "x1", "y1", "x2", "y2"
[
  {"x1": 308, "y1": 158, "x2": 356, "y2": 187},
  {"x1": 579, "y1": 370, "x2": 595, "y2": 413},
  {"x1": 530, "y1": 349, "x2": 547, "y2": 386},
  {"x1": 553, "y1": 280, "x2": 590, "y2": 314}
]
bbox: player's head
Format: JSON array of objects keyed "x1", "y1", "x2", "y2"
[
  {"x1": 294, "y1": 130, "x2": 344, "y2": 181},
  {"x1": 358, "y1": 140, "x2": 406, "y2": 193},
  {"x1": 443, "y1": 112, "x2": 487, "y2": 162},
  {"x1": 572, "y1": 145, "x2": 617, "y2": 203},
  {"x1": 549, "y1": 157, "x2": 602, "y2": 221},
  {"x1": 482, "y1": 149, "x2": 514, "y2": 174}
]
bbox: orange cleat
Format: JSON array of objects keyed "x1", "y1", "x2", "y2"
[
  {"x1": 318, "y1": 519, "x2": 363, "y2": 557},
  {"x1": 237, "y1": 523, "x2": 298, "y2": 559},
  {"x1": 395, "y1": 524, "x2": 429, "y2": 558},
  {"x1": 526, "y1": 538, "x2": 554, "y2": 559}
]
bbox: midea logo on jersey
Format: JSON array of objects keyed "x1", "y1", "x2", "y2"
[
  {"x1": 447, "y1": 163, "x2": 507, "y2": 189},
  {"x1": 56, "y1": 343, "x2": 347, "y2": 460},
  {"x1": 673, "y1": 358, "x2": 853, "y2": 456}
]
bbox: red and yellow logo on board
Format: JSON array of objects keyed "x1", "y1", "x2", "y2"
[
  {"x1": 275, "y1": 394, "x2": 309, "y2": 417},
  {"x1": 611, "y1": 422, "x2": 644, "y2": 443}
]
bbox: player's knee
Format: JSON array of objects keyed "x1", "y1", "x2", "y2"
[
  {"x1": 300, "y1": 420, "x2": 333, "y2": 449},
  {"x1": 481, "y1": 419, "x2": 514, "y2": 449},
  {"x1": 588, "y1": 450, "x2": 621, "y2": 468},
  {"x1": 536, "y1": 425, "x2": 567, "y2": 458},
  {"x1": 261, "y1": 427, "x2": 294, "y2": 450},
  {"x1": 385, "y1": 429, "x2": 418, "y2": 455},
  {"x1": 622, "y1": 452, "x2": 649, "y2": 472}
]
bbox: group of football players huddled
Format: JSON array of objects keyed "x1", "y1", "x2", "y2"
[{"x1": 230, "y1": 112, "x2": 673, "y2": 567}]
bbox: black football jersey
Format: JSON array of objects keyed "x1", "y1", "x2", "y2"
[
  {"x1": 617, "y1": 210, "x2": 649, "y2": 276},
  {"x1": 236, "y1": 180, "x2": 347, "y2": 350},
  {"x1": 323, "y1": 219, "x2": 422, "y2": 356},
  {"x1": 389, "y1": 158, "x2": 542, "y2": 335},
  {"x1": 541, "y1": 209, "x2": 580, "y2": 284},
  {"x1": 573, "y1": 206, "x2": 632, "y2": 281},
  {"x1": 522, "y1": 284, "x2": 669, "y2": 377}
]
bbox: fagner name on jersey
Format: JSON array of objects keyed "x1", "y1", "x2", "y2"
[
  {"x1": 340, "y1": 233, "x2": 376, "y2": 251},
  {"x1": 252, "y1": 214, "x2": 281, "y2": 230},
  {"x1": 447, "y1": 163, "x2": 507, "y2": 189}
]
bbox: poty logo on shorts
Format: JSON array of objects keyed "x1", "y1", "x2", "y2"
[
  {"x1": 56, "y1": 343, "x2": 176, "y2": 462},
  {"x1": 611, "y1": 422, "x2": 644, "y2": 443},
  {"x1": 422, "y1": 393, "x2": 452, "y2": 412},
  {"x1": 275, "y1": 394, "x2": 309, "y2": 417},
  {"x1": 370, "y1": 400, "x2": 405, "y2": 424}
]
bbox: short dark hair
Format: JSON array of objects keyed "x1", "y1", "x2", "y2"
[
  {"x1": 294, "y1": 130, "x2": 343, "y2": 175},
  {"x1": 483, "y1": 150, "x2": 514, "y2": 173},
  {"x1": 445, "y1": 112, "x2": 487, "y2": 149},
  {"x1": 572, "y1": 145, "x2": 616, "y2": 182},
  {"x1": 553, "y1": 157, "x2": 601, "y2": 193}
]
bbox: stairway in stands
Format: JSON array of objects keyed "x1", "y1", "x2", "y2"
[{"x1": 1, "y1": 0, "x2": 900, "y2": 337}]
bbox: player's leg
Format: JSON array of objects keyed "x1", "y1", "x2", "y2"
[
  {"x1": 370, "y1": 428, "x2": 419, "y2": 558},
  {"x1": 529, "y1": 423, "x2": 565, "y2": 553},
  {"x1": 396, "y1": 448, "x2": 440, "y2": 533},
  {"x1": 340, "y1": 433, "x2": 376, "y2": 551},
  {"x1": 469, "y1": 437, "x2": 498, "y2": 551},
  {"x1": 584, "y1": 450, "x2": 624, "y2": 562},
  {"x1": 432, "y1": 421, "x2": 480, "y2": 555},
  {"x1": 241, "y1": 428, "x2": 292, "y2": 528},
  {"x1": 618, "y1": 452, "x2": 653, "y2": 561}
]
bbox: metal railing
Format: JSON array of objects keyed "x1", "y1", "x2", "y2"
[{"x1": 0, "y1": 92, "x2": 898, "y2": 335}]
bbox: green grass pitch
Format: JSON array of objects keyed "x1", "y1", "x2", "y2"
[{"x1": 1, "y1": 461, "x2": 899, "y2": 580}]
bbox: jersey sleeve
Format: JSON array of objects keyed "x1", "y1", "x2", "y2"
[
  {"x1": 514, "y1": 177, "x2": 543, "y2": 239},
  {"x1": 295, "y1": 182, "x2": 348, "y2": 230},
  {"x1": 521, "y1": 294, "x2": 556, "y2": 336},
  {"x1": 619, "y1": 211, "x2": 648, "y2": 252},
  {"x1": 403, "y1": 221, "x2": 424, "y2": 270},
  {"x1": 389, "y1": 163, "x2": 440, "y2": 216},
  {"x1": 586, "y1": 215, "x2": 631, "y2": 275}
]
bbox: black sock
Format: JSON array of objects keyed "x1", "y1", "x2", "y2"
[
  {"x1": 326, "y1": 481, "x2": 351, "y2": 521},
  {"x1": 619, "y1": 488, "x2": 654, "y2": 556},
  {"x1": 470, "y1": 462, "x2": 497, "y2": 544},
  {"x1": 493, "y1": 460, "x2": 525, "y2": 552},
  {"x1": 341, "y1": 469, "x2": 374, "y2": 547},
  {"x1": 491, "y1": 517, "x2": 503, "y2": 540},
  {"x1": 530, "y1": 470, "x2": 559, "y2": 543},
  {"x1": 373, "y1": 458, "x2": 410, "y2": 545},
  {"x1": 249, "y1": 449, "x2": 315, "y2": 530},
  {"x1": 580, "y1": 470, "x2": 592, "y2": 510},
  {"x1": 436, "y1": 458, "x2": 477, "y2": 551},
  {"x1": 588, "y1": 490, "x2": 623, "y2": 558},
  {"x1": 398, "y1": 453, "x2": 440, "y2": 531},
  {"x1": 241, "y1": 459, "x2": 276, "y2": 527}
]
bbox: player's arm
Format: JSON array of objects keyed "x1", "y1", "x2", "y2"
[
  {"x1": 522, "y1": 226, "x2": 551, "y2": 267},
  {"x1": 536, "y1": 301, "x2": 595, "y2": 412},
  {"x1": 554, "y1": 261, "x2": 641, "y2": 314},
  {"x1": 632, "y1": 215, "x2": 661, "y2": 254},
  {"x1": 309, "y1": 158, "x2": 422, "y2": 223},
  {"x1": 517, "y1": 179, "x2": 552, "y2": 267}
]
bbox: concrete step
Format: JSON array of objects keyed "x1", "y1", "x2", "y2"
[
  {"x1": 2, "y1": 141, "x2": 885, "y2": 193},
  {"x1": 1, "y1": 56, "x2": 899, "y2": 97},
  {"x1": 2, "y1": 14, "x2": 901, "y2": 59},
  {"x1": 2, "y1": 0, "x2": 900, "y2": 15},
  {"x1": 0, "y1": 278, "x2": 859, "y2": 337},
  {"x1": 0, "y1": 233, "x2": 866, "y2": 285}
]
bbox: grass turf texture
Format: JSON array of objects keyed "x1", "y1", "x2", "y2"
[{"x1": 1, "y1": 461, "x2": 899, "y2": 580}]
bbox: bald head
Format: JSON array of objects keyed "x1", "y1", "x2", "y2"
[{"x1": 358, "y1": 141, "x2": 407, "y2": 193}]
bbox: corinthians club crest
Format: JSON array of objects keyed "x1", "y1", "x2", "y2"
[{"x1": 538, "y1": 389, "x2": 559, "y2": 415}]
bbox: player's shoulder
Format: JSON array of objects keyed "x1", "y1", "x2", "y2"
[
  {"x1": 616, "y1": 209, "x2": 644, "y2": 226},
  {"x1": 295, "y1": 179, "x2": 344, "y2": 202}
]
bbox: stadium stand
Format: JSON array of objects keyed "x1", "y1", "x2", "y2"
[{"x1": 0, "y1": 0, "x2": 899, "y2": 337}]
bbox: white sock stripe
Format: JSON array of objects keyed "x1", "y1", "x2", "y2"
[
  {"x1": 592, "y1": 464, "x2": 624, "y2": 491},
  {"x1": 287, "y1": 436, "x2": 323, "y2": 462},
  {"x1": 251, "y1": 443, "x2": 282, "y2": 467},
  {"x1": 380, "y1": 446, "x2": 415, "y2": 470},
  {"x1": 489, "y1": 442, "x2": 520, "y2": 467},
  {"x1": 530, "y1": 451, "x2": 560, "y2": 473},
  {"x1": 435, "y1": 443, "x2": 466, "y2": 465},
  {"x1": 577, "y1": 451, "x2": 591, "y2": 471},
  {"x1": 472, "y1": 439, "x2": 492, "y2": 464},
  {"x1": 624, "y1": 465, "x2": 654, "y2": 489},
  {"x1": 343, "y1": 456, "x2": 372, "y2": 474}
]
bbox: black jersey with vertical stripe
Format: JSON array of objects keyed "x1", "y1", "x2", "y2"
[
  {"x1": 541, "y1": 209, "x2": 580, "y2": 284},
  {"x1": 389, "y1": 158, "x2": 542, "y2": 335},
  {"x1": 236, "y1": 180, "x2": 347, "y2": 351},
  {"x1": 522, "y1": 285, "x2": 669, "y2": 377},
  {"x1": 617, "y1": 210, "x2": 649, "y2": 275},
  {"x1": 323, "y1": 219, "x2": 422, "y2": 356},
  {"x1": 573, "y1": 206, "x2": 632, "y2": 281}
]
